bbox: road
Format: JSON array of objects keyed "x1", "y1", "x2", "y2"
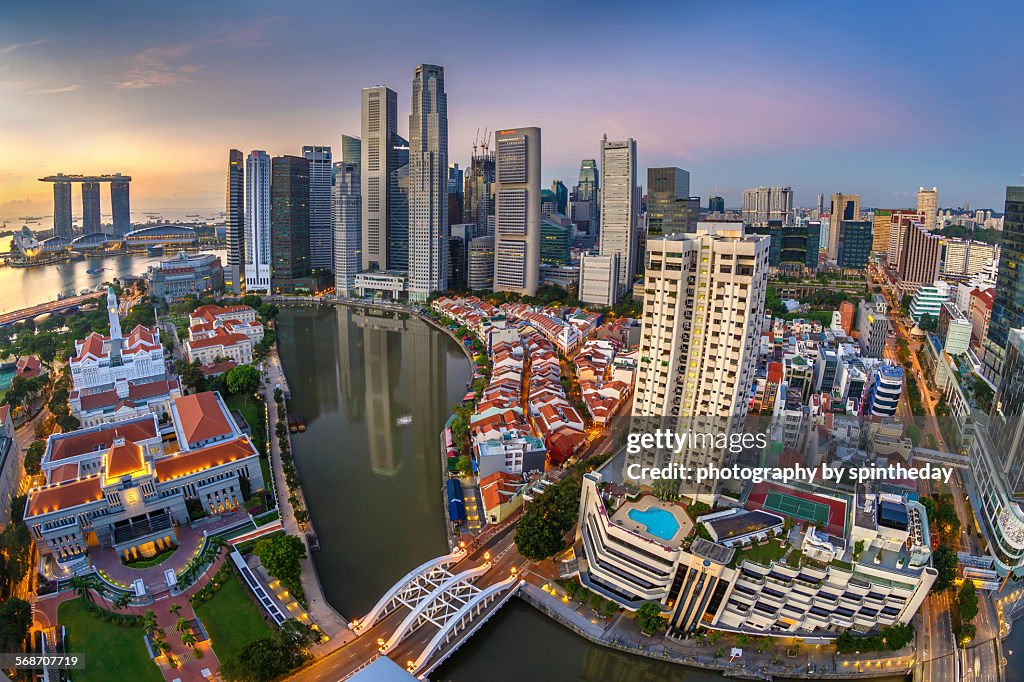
[{"x1": 0, "y1": 292, "x2": 99, "y2": 326}]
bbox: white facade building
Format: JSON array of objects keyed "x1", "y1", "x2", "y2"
[
  {"x1": 361, "y1": 86, "x2": 398, "y2": 272},
  {"x1": 578, "y1": 253, "x2": 620, "y2": 307},
  {"x1": 741, "y1": 186, "x2": 793, "y2": 226},
  {"x1": 493, "y1": 127, "x2": 541, "y2": 296},
  {"x1": 244, "y1": 150, "x2": 271, "y2": 293},
  {"x1": 407, "y1": 64, "x2": 448, "y2": 301},
  {"x1": 599, "y1": 136, "x2": 638, "y2": 295}
]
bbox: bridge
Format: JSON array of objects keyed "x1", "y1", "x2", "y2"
[
  {"x1": 288, "y1": 525, "x2": 523, "y2": 681},
  {"x1": 0, "y1": 292, "x2": 102, "y2": 327},
  {"x1": 910, "y1": 447, "x2": 971, "y2": 469}
]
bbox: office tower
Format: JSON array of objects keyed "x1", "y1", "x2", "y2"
[
  {"x1": 866, "y1": 361, "x2": 903, "y2": 417},
  {"x1": 388, "y1": 136, "x2": 411, "y2": 270},
  {"x1": 599, "y1": 136, "x2": 638, "y2": 294},
  {"x1": 341, "y1": 134, "x2": 362, "y2": 165},
  {"x1": 448, "y1": 163, "x2": 464, "y2": 226},
  {"x1": 741, "y1": 186, "x2": 793, "y2": 226},
  {"x1": 632, "y1": 228, "x2": 768, "y2": 490},
  {"x1": 244, "y1": 150, "x2": 272, "y2": 293},
  {"x1": 448, "y1": 223, "x2": 475, "y2": 291},
  {"x1": 302, "y1": 145, "x2": 333, "y2": 271},
  {"x1": 872, "y1": 209, "x2": 894, "y2": 254},
  {"x1": 333, "y1": 161, "x2": 361, "y2": 297},
  {"x1": 827, "y1": 193, "x2": 860, "y2": 260},
  {"x1": 465, "y1": 145, "x2": 495, "y2": 235},
  {"x1": 82, "y1": 181, "x2": 101, "y2": 234},
  {"x1": 493, "y1": 126, "x2": 541, "y2": 296},
  {"x1": 225, "y1": 149, "x2": 245, "y2": 292},
  {"x1": 407, "y1": 64, "x2": 448, "y2": 301},
  {"x1": 53, "y1": 179, "x2": 72, "y2": 238},
  {"x1": 646, "y1": 167, "x2": 691, "y2": 236},
  {"x1": 708, "y1": 196, "x2": 725, "y2": 214},
  {"x1": 983, "y1": 187, "x2": 1024, "y2": 381},
  {"x1": 540, "y1": 218, "x2": 571, "y2": 265},
  {"x1": 570, "y1": 159, "x2": 600, "y2": 235},
  {"x1": 748, "y1": 221, "x2": 783, "y2": 266},
  {"x1": 550, "y1": 180, "x2": 568, "y2": 215},
  {"x1": 917, "y1": 186, "x2": 938, "y2": 230},
  {"x1": 361, "y1": 86, "x2": 399, "y2": 271},
  {"x1": 886, "y1": 210, "x2": 924, "y2": 264},
  {"x1": 110, "y1": 176, "x2": 131, "y2": 235},
  {"x1": 817, "y1": 193, "x2": 825, "y2": 215},
  {"x1": 805, "y1": 221, "x2": 821, "y2": 269},
  {"x1": 578, "y1": 253, "x2": 620, "y2": 307},
  {"x1": 837, "y1": 220, "x2": 873, "y2": 270},
  {"x1": 270, "y1": 155, "x2": 310, "y2": 292},
  {"x1": 896, "y1": 222, "x2": 942, "y2": 293},
  {"x1": 467, "y1": 235, "x2": 494, "y2": 291}
]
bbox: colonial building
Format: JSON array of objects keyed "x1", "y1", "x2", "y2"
[
  {"x1": 24, "y1": 391, "x2": 264, "y2": 574},
  {"x1": 185, "y1": 304, "x2": 263, "y2": 367},
  {"x1": 0, "y1": 405, "x2": 23, "y2": 528},
  {"x1": 70, "y1": 376, "x2": 183, "y2": 428}
]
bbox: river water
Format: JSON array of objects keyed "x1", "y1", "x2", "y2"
[{"x1": 275, "y1": 303, "x2": 731, "y2": 681}]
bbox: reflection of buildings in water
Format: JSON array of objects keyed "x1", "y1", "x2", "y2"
[
  {"x1": 353, "y1": 309, "x2": 406, "y2": 476},
  {"x1": 335, "y1": 305, "x2": 365, "y2": 423},
  {"x1": 284, "y1": 305, "x2": 340, "y2": 424},
  {"x1": 407, "y1": 317, "x2": 450, "y2": 506}
]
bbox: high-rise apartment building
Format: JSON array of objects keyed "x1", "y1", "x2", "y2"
[
  {"x1": 341, "y1": 135, "x2": 362, "y2": 165},
  {"x1": 244, "y1": 150, "x2": 272, "y2": 293},
  {"x1": 361, "y1": 86, "x2": 399, "y2": 271},
  {"x1": 983, "y1": 187, "x2": 1024, "y2": 382},
  {"x1": 407, "y1": 64, "x2": 448, "y2": 301},
  {"x1": 333, "y1": 161, "x2": 361, "y2": 297},
  {"x1": 302, "y1": 145, "x2": 333, "y2": 271},
  {"x1": 632, "y1": 228, "x2": 769, "y2": 493},
  {"x1": 895, "y1": 222, "x2": 942, "y2": 294},
  {"x1": 647, "y1": 167, "x2": 692, "y2": 236},
  {"x1": 493, "y1": 127, "x2": 541, "y2": 296},
  {"x1": 917, "y1": 186, "x2": 938, "y2": 230},
  {"x1": 270, "y1": 155, "x2": 311, "y2": 292},
  {"x1": 570, "y1": 159, "x2": 600, "y2": 235},
  {"x1": 225, "y1": 149, "x2": 245, "y2": 292},
  {"x1": 827, "y1": 193, "x2": 861, "y2": 261},
  {"x1": 599, "y1": 136, "x2": 638, "y2": 295},
  {"x1": 741, "y1": 186, "x2": 792, "y2": 226},
  {"x1": 708, "y1": 196, "x2": 725, "y2": 214},
  {"x1": 82, "y1": 181, "x2": 101, "y2": 234}
]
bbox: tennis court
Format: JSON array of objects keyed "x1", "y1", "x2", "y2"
[{"x1": 764, "y1": 490, "x2": 830, "y2": 525}]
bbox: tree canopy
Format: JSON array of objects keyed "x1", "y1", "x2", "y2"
[{"x1": 514, "y1": 479, "x2": 581, "y2": 561}]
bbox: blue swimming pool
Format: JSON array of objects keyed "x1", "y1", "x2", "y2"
[{"x1": 627, "y1": 506, "x2": 680, "y2": 541}]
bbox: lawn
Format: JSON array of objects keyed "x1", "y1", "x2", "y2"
[
  {"x1": 225, "y1": 393, "x2": 266, "y2": 455},
  {"x1": 124, "y1": 546, "x2": 178, "y2": 569},
  {"x1": 58, "y1": 598, "x2": 163, "y2": 682},
  {"x1": 730, "y1": 539, "x2": 789, "y2": 568},
  {"x1": 194, "y1": 569, "x2": 274, "y2": 665}
]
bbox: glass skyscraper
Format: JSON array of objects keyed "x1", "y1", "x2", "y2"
[{"x1": 984, "y1": 186, "x2": 1024, "y2": 382}]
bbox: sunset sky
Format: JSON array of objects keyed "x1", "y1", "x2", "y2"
[{"x1": 1, "y1": 0, "x2": 1022, "y2": 222}]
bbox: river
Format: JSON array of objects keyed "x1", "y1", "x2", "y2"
[
  {"x1": 0, "y1": 246, "x2": 226, "y2": 314},
  {"x1": 275, "y1": 303, "x2": 730, "y2": 681}
]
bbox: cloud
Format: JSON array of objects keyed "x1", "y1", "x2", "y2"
[
  {"x1": 31, "y1": 84, "x2": 80, "y2": 95},
  {"x1": 0, "y1": 39, "x2": 48, "y2": 55}
]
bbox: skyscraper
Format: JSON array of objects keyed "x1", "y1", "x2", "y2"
[
  {"x1": 827, "y1": 193, "x2": 861, "y2": 261},
  {"x1": 407, "y1": 64, "x2": 448, "y2": 301},
  {"x1": 82, "y1": 181, "x2": 101, "y2": 234},
  {"x1": 465, "y1": 146, "x2": 495, "y2": 236},
  {"x1": 917, "y1": 186, "x2": 938, "y2": 230},
  {"x1": 388, "y1": 134, "x2": 411, "y2": 271},
  {"x1": 225, "y1": 149, "x2": 245, "y2": 292},
  {"x1": 493, "y1": 126, "x2": 541, "y2": 296},
  {"x1": 270, "y1": 155, "x2": 311, "y2": 292},
  {"x1": 983, "y1": 187, "x2": 1024, "y2": 382},
  {"x1": 550, "y1": 180, "x2": 568, "y2": 215},
  {"x1": 333, "y1": 161, "x2": 361, "y2": 297},
  {"x1": 244, "y1": 150, "x2": 272, "y2": 293},
  {"x1": 52, "y1": 179, "x2": 72, "y2": 239},
  {"x1": 110, "y1": 176, "x2": 131, "y2": 236},
  {"x1": 341, "y1": 134, "x2": 362, "y2": 165},
  {"x1": 361, "y1": 86, "x2": 399, "y2": 271},
  {"x1": 895, "y1": 221, "x2": 942, "y2": 294},
  {"x1": 741, "y1": 186, "x2": 793, "y2": 226},
  {"x1": 570, "y1": 159, "x2": 599, "y2": 235},
  {"x1": 837, "y1": 220, "x2": 873, "y2": 270},
  {"x1": 708, "y1": 196, "x2": 725, "y2": 214},
  {"x1": 448, "y1": 162, "x2": 464, "y2": 226},
  {"x1": 303, "y1": 145, "x2": 333, "y2": 271},
  {"x1": 647, "y1": 167, "x2": 691, "y2": 236},
  {"x1": 599, "y1": 136, "x2": 638, "y2": 294}
]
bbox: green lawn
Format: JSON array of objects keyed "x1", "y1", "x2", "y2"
[
  {"x1": 194, "y1": 569, "x2": 274, "y2": 665},
  {"x1": 124, "y1": 546, "x2": 178, "y2": 569},
  {"x1": 58, "y1": 598, "x2": 163, "y2": 682},
  {"x1": 225, "y1": 393, "x2": 266, "y2": 455},
  {"x1": 731, "y1": 540, "x2": 789, "y2": 568}
]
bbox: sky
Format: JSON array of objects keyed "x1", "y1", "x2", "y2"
[{"x1": 1, "y1": 0, "x2": 1022, "y2": 222}]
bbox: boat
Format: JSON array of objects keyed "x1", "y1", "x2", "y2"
[
  {"x1": 396, "y1": 414, "x2": 413, "y2": 427},
  {"x1": 86, "y1": 267, "x2": 105, "y2": 275}
]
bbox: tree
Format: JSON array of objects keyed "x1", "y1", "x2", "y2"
[
  {"x1": 918, "y1": 313, "x2": 938, "y2": 332},
  {"x1": 636, "y1": 601, "x2": 664, "y2": 636},
  {"x1": 69, "y1": 575, "x2": 93, "y2": 603},
  {"x1": 24, "y1": 440, "x2": 45, "y2": 476},
  {"x1": 143, "y1": 610, "x2": 159, "y2": 637},
  {"x1": 181, "y1": 630, "x2": 199, "y2": 654},
  {"x1": 175, "y1": 358, "x2": 206, "y2": 392},
  {"x1": 957, "y1": 580, "x2": 979, "y2": 624},
  {"x1": 514, "y1": 480, "x2": 581, "y2": 561},
  {"x1": 169, "y1": 602, "x2": 182, "y2": 618},
  {"x1": 176, "y1": 615, "x2": 190, "y2": 634},
  {"x1": 254, "y1": 534, "x2": 307, "y2": 604},
  {"x1": 0, "y1": 598, "x2": 32, "y2": 654},
  {"x1": 955, "y1": 623, "x2": 977, "y2": 646},
  {"x1": 931, "y1": 546, "x2": 958, "y2": 592},
  {"x1": 226, "y1": 364, "x2": 262, "y2": 398},
  {"x1": 455, "y1": 455, "x2": 472, "y2": 475},
  {"x1": 113, "y1": 592, "x2": 132, "y2": 610}
]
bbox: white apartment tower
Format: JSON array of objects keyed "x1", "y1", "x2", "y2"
[
  {"x1": 493, "y1": 127, "x2": 541, "y2": 296},
  {"x1": 599, "y1": 136, "x2": 638, "y2": 295},
  {"x1": 333, "y1": 161, "x2": 361, "y2": 297},
  {"x1": 407, "y1": 64, "x2": 448, "y2": 301},
  {"x1": 917, "y1": 186, "x2": 938, "y2": 230},
  {"x1": 244, "y1": 150, "x2": 271, "y2": 293},
  {"x1": 741, "y1": 186, "x2": 793, "y2": 226},
  {"x1": 632, "y1": 228, "x2": 769, "y2": 493},
  {"x1": 361, "y1": 86, "x2": 398, "y2": 271},
  {"x1": 303, "y1": 145, "x2": 333, "y2": 270}
]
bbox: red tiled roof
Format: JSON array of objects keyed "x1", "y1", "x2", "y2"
[
  {"x1": 174, "y1": 392, "x2": 232, "y2": 445},
  {"x1": 188, "y1": 330, "x2": 248, "y2": 350},
  {"x1": 73, "y1": 333, "x2": 107, "y2": 362},
  {"x1": 106, "y1": 442, "x2": 145, "y2": 478},
  {"x1": 26, "y1": 476, "x2": 103, "y2": 517},
  {"x1": 49, "y1": 463, "x2": 80, "y2": 483},
  {"x1": 480, "y1": 471, "x2": 522, "y2": 511},
  {"x1": 200, "y1": 360, "x2": 237, "y2": 377},
  {"x1": 49, "y1": 418, "x2": 158, "y2": 462},
  {"x1": 0, "y1": 404, "x2": 9, "y2": 425},
  {"x1": 154, "y1": 436, "x2": 256, "y2": 481},
  {"x1": 77, "y1": 377, "x2": 180, "y2": 411},
  {"x1": 16, "y1": 355, "x2": 43, "y2": 378}
]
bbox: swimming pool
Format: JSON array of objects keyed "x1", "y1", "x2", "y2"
[{"x1": 627, "y1": 506, "x2": 680, "y2": 541}]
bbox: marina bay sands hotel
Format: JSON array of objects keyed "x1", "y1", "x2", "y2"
[{"x1": 39, "y1": 173, "x2": 131, "y2": 238}]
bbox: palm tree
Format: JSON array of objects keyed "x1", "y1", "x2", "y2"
[
  {"x1": 154, "y1": 638, "x2": 173, "y2": 666},
  {"x1": 180, "y1": 630, "x2": 199, "y2": 656},
  {"x1": 143, "y1": 610, "x2": 159, "y2": 638},
  {"x1": 69, "y1": 576, "x2": 93, "y2": 603},
  {"x1": 168, "y1": 603, "x2": 182, "y2": 618},
  {"x1": 113, "y1": 592, "x2": 132, "y2": 610},
  {"x1": 175, "y1": 616, "x2": 189, "y2": 634}
]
